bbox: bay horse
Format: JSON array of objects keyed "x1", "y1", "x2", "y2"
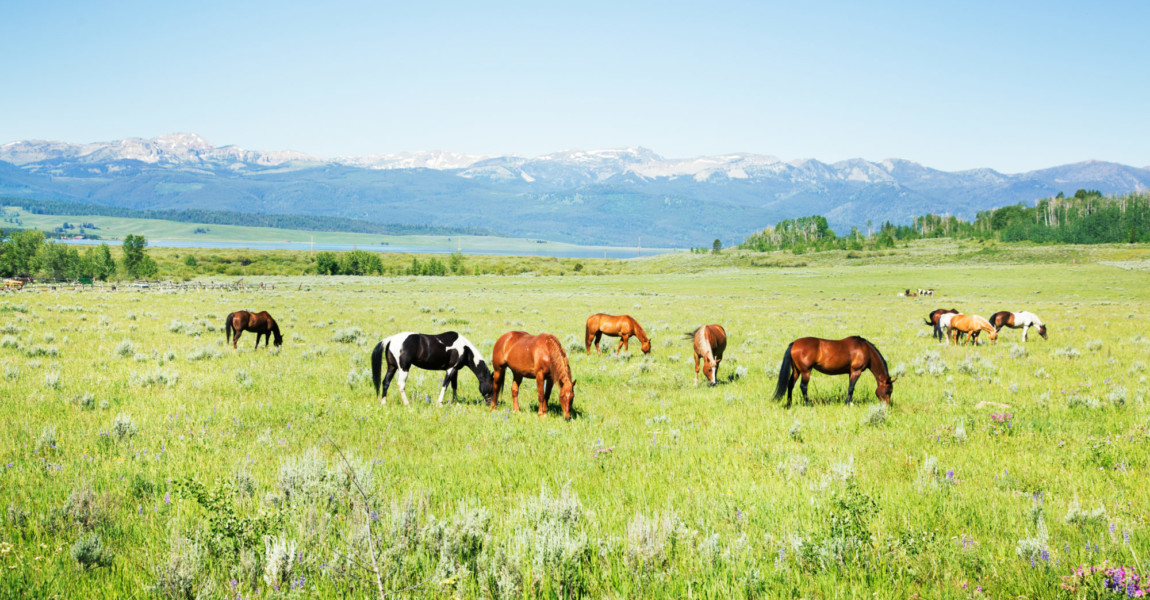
[
  {"x1": 688, "y1": 325, "x2": 726, "y2": 386},
  {"x1": 585, "y1": 313, "x2": 652, "y2": 354},
  {"x1": 225, "y1": 311, "x2": 282, "y2": 349},
  {"x1": 948, "y1": 314, "x2": 997, "y2": 345},
  {"x1": 989, "y1": 311, "x2": 1047, "y2": 342},
  {"x1": 925, "y1": 308, "x2": 960, "y2": 341},
  {"x1": 490, "y1": 331, "x2": 576, "y2": 419},
  {"x1": 371, "y1": 332, "x2": 494, "y2": 405},
  {"x1": 773, "y1": 336, "x2": 894, "y2": 408}
]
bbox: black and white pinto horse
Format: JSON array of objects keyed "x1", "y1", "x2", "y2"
[{"x1": 371, "y1": 332, "x2": 494, "y2": 405}]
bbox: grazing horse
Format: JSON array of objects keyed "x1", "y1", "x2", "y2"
[
  {"x1": 773, "y1": 336, "x2": 894, "y2": 407},
  {"x1": 371, "y1": 332, "x2": 494, "y2": 406},
  {"x1": 225, "y1": 311, "x2": 283, "y2": 349},
  {"x1": 948, "y1": 314, "x2": 997, "y2": 345},
  {"x1": 490, "y1": 331, "x2": 576, "y2": 419},
  {"x1": 585, "y1": 313, "x2": 652, "y2": 355},
  {"x1": 926, "y1": 308, "x2": 960, "y2": 341},
  {"x1": 688, "y1": 325, "x2": 727, "y2": 386},
  {"x1": 989, "y1": 311, "x2": 1048, "y2": 342}
]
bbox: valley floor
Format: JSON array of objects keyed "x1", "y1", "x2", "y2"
[{"x1": 1, "y1": 258, "x2": 1148, "y2": 598}]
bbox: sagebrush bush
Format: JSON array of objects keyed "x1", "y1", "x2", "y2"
[
  {"x1": 115, "y1": 339, "x2": 134, "y2": 357},
  {"x1": 71, "y1": 533, "x2": 112, "y2": 570},
  {"x1": 111, "y1": 413, "x2": 138, "y2": 440}
]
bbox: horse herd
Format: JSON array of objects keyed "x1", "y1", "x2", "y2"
[
  {"x1": 926, "y1": 308, "x2": 1048, "y2": 345},
  {"x1": 222, "y1": 306, "x2": 1049, "y2": 420}
]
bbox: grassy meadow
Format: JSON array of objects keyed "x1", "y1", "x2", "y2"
[{"x1": 1, "y1": 249, "x2": 1149, "y2": 598}]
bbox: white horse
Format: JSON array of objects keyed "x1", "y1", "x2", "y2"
[
  {"x1": 938, "y1": 313, "x2": 957, "y2": 344},
  {"x1": 989, "y1": 311, "x2": 1048, "y2": 342}
]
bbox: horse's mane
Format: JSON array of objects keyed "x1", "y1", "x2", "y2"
[
  {"x1": 630, "y1": 316, "x2": 648, "y2": 341},
  {"x1": 851, "y1": 336, "x2": 889, "y2": 375},
  {"x1": 543, "y1": 335, "x2": 572, "y2": 383}
]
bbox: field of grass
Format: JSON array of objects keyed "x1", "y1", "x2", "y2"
[
  {"x1": 7, "y1": 208, "x2": 658, "y2": 256},
  {"x1": 1, "y1": 255, "x2": 1148, "y2": 598}
]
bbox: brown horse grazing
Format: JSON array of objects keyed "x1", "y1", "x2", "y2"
[
  {"x1": 585, "y1": 313, "x2": 652, "y2": 355},
  {"x1": 490, "y1": 331, "x2": 577, "y2": 419},
  {"x1": 225, "y1": 311, "x2": 283, "y2": 349},
  {"x1": 773, "y1": 336, "x2": 894, "y2": 408},
  {"x1": 948, "y1": 314, "x2": 997, "y2": 345},
  {"x1": 688, "y1": 325, "x2": 727, "y2": 386},
  {"x1": 925, "y1": 308, "x2": 960, "y2": 342}
]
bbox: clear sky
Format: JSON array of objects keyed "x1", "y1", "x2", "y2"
[{"x1": 1, "y1": 0, "x2": 1147, "y2": 172}]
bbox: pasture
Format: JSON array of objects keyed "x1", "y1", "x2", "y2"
[{"x1": 1, "y1": 258, "x2": 1148, "y2": 598}]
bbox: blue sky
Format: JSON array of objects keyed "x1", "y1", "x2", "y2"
[{"x1": 1, "y1": 0, "x2": 1147, "y2": 172}]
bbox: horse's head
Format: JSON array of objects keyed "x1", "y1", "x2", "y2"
[
  {"x1": 273, "y1": 329, "x2": 284, "y2": 347},
  {"x1": 476, "y1": 367, "x2": 495, "y2": 401},
  {"x1": 876, "y1": 377, "x2": 896, "y2": 404},
  {"x1": 640, "y1": 337, "x2": 652, "y2": 354},
  {"x1": 1038, "y1": 324, "x2": 1048, "y2": 339},
  {"x1": 559, "y1": 379, "x2": 576, "y2": 420},
  {"x1": 987, "y1": 328, "x2": 998, "y2": 343},
  {"x1": 704, "y1": 356, "x2": 720, "y2": 386}
]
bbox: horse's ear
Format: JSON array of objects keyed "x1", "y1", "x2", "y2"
[
  {"x1": 889, "y1": 377, "x2": 898, "y2": 384},
  {"x1": 571, "y1": 379, "x2": 577, "y2": 389}
]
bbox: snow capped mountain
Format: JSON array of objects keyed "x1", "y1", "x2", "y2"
[
  {"x1": 2, "y1": 132, "x2": 1149, "y2": 246},
  {"x1": 0, "y1": 133, "x2": 320, "y2": 167},
  {"x1": 335, "y1": 151, "x2": 491, "y2": 170}
]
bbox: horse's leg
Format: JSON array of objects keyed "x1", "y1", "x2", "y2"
[
  {"x1": 786, "y1": 366, "x2": 798, "y2": 409},
  {"x1": 511, "y1": 375, "x2": 522, "y2": 412},
  {"x1": 396, "y1": 367, "x2": 411, "y2": 405},
  {"x1": 594, "y1": 332, "x2": 602, "y2": 353},
  {"x1": 1022, "y1": 324, "x2": 1029, "y2": 342},
  {"x1": 586, "y1": 329, "x2": 595, "y2": 354},
  {"x1": 437, "y1": 368, "x2": 455, "y2": 405},
  {"x1": 693, "y1": 352, "x2": 701, "y2": 386},
  {"x1": 800, "y1": 371, "x2": 811, "y2": 404},
  {"x1": 846, "y1": 371, "x2": 860, "y2": 405},
  {"x1": 617, "y1": 335, "x2": 627, "y2": 354},
  {"x1": 449, "y1": 370, "x2": 459, "y2": 402},
  {"x1": 254, "y1": 332, "x2": 262, "y2": 349},
  {"x1": 379, "y1": 366, "x2": 397, "y2": 404},
  {"x1": 536, "y1": 373, "x2": 548, "y2": 417},
  {"x1": 232, "y1": 329, "x2": 241, "y2": 349},
  {"x1": 490, "y1": 367, "x2": 504, "y2": 411}
]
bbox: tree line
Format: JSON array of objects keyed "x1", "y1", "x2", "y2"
[
  {"x1": 0, "y1": 231, "x2": 158, "y2": 280},
  {"x1": 0, "y1": 197, "x2": 495, "y2": 238},
  {"x1": 313, "y1": 250, "x2": 468, "y2": 276},
  {"x1": 741, "y1": 191, "x2": 1150, "y2": 252}
]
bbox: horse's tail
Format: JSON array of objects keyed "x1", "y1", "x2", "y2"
[
  {"x1": 684, "y1": 327, "x2": 701, "y2": 340},
  {"x1": 371, "y1": 341, "x2": 385, "y2": 398},
  {"x1": 225, "y1": 312, "x2": 234, "y2": 343},
  {"x1": 924, "y1": 311, "x2": 936, "y2": 326},
  {"x1": 773, "y1": 342, "x2": 795, "y2": 400}
]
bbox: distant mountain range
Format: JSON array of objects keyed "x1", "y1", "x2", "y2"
[{"x1": 2, "y1": 133, "x2": 1148, "y2": 247}]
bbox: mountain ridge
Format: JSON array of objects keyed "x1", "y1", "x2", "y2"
[{"x1": 2, "y1": 134, "x2": 1147, "y2": 247}]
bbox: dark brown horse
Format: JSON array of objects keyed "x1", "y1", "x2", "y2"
[
  {"x1": 688, "y1": 325, "x2": 727, "y2": 386},
  {"x1": 925, "y1": 308, "x2": 960, "y2": 341},
  {"x1": 491, "y1": 331, "x2": 576, "y2": 419},
  {"x1": 225, "y1": 310, "x2": 283, "y2": 349},
  {"x1": 773, "y1": 336, "x2": 894, "y2": 407},
  {"x1": 585, "y1": 313, "x2": 652, "y2": 354}
]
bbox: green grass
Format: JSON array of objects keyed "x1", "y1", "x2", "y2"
[
  {"x1": 7, "y1": 208, "x2": 662, "y2": 255},
  {"x1": 0, "y1": 255, "x2": 1148, "y2": 598}
]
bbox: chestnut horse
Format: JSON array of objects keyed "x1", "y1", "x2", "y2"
[
  {"x1": 225, "y1": 310, "x2": 282, "y2": 349},
  {"x1": 948, "y1": 314, "x2": 997, "y2": 345},
  {"x1": 989, "y1": 311, "x2": 1047, "y2": 342},
  {"x1": 490, "y1": 331, "x2": 577, "y2": 419},
  {"x1": 688, "y1": 325, "x2": 726, "y2": 386},
  {"x1": 773, "y1": 336, "x2": 894, "y2": 407},
  {"x1": 585, "y1": 313, "x2": 652, "y2": 354},
  {"x1": 925, "y1": 308, "x2": 960, "y2": 341}
]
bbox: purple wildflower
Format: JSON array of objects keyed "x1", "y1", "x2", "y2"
[{"x1": 163, "y1": 491, "x2": 171, "y2": 504}]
